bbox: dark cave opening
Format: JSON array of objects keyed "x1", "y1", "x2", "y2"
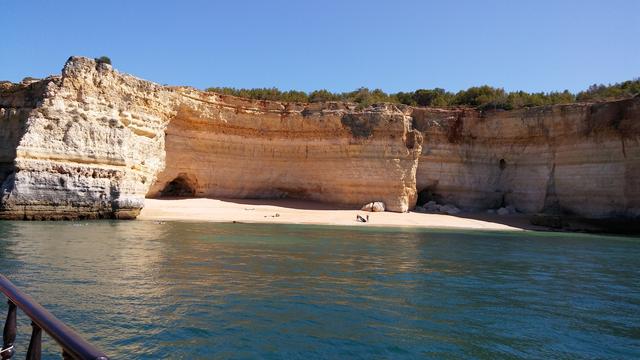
[
  {"x1": 160, "y1": 175, "x2": 196, "y2": 197},
  {"x1": 417, "y1": 188, "x2": 432, "y2": 206}
]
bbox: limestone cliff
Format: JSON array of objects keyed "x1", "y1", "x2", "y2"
[
  {"x1": 0, "y1": 57, "x2": 421, "y2": 218},
  {"x1": 412, "y1": 98, "x2": 640, "y2": 219},
  {"x1": 146, "y1": 89, "x2": 422, "y2": 212},
  {"x1": 0, "y1": 57, "x2": 638, "y2": 221},
  {"x1": 0, "y1": 58, "x2": 174, "y2": 219}
]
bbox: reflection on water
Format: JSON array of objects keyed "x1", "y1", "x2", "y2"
[{"x1": 1, "y1": 221, "x2": 639, "y2": 359}]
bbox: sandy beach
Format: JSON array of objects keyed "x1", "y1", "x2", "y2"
[{"x1": 138, "y1": 198, "x2": 538, "y2": 231}]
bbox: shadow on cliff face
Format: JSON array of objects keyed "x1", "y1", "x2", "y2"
[
  {"x1": 416, "y1": 187, "x2": 442, "y2": 206},
  {"x1": 340, "y1": 113, "x2": 381, "y2": 138},
  {"x1": 223, "y1": 198, "x2": 353, "y2": 210},
  {"x1": 159, "y1": 174, "x2": 198, "y2": 197},
  {"x1": 584, "y1": 96, "x2": 640, "y2": 137},
  {"x1": 0, "y1": 81, "x2": 49, "y2": 203}
]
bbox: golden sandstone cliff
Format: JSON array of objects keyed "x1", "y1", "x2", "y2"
[
  {"x1": 1, "y1": 57, "x2": 639, "y2": 222},
  {"x1": 146, "y1": 88, "x2": 422, "y2": 213}
]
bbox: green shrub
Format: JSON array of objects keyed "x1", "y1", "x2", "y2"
[
  {"x1": 576, "y1": 79, "x2": 640, "y2": 102},
  {"x1": 95, "y1": 56, "x2": 112, "y2": 65},
  {"x1": 308, "y1": 89, "x2": 341, "y2": 102},
  {"x1": 204, "y1": 79, "x2": 639, "y2": 110}
]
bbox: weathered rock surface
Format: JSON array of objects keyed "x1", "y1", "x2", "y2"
[
  {"x1": 1, "y1": 56, "x2": 638, "y2": 221},
  {"x1": 412, "y1": 99, "x2": 640, "y2": 219},
  {"x1": 146, "y1": 89, "x2": 422, "y2": 213},
  {"x1": 0, "y1": 57, "x2": 421, "y2": 219},
  {"x1": 1, "y1": 57, "x2": 174, "y2": 219}
]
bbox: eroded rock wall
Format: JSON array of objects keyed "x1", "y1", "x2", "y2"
[
  {"x1": 413, "y1": 97, "x2": 640, "y2": 218},
  {"x1": 0, "y1": 81, "x2": 40, "y2": 189},
  {"x1": 146, "y1": 90, "x2": 423, "y2": 212},
  {"x1": 0, "y1": 57, "x2": 174, "y2": 219},
  {"x1": 1, "y1": 56, "x2": 638, "y2": 220},
  {"x1": 0, "y1": 57, "x2": 422, "y2": 218}
]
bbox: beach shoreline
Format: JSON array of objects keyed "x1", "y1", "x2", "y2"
[{"x1": 138, "y1": 198, "x2": 543, "y2": 231}]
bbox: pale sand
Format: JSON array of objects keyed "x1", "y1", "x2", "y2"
[{"x1": 139, "y1": 198, "x2": 535, "y2": 231}]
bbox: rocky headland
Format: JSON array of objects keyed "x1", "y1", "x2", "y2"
[{"x1": 1, "y1": 57, "x2": 638, "y2": 230}]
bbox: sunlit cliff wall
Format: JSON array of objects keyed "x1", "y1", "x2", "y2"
[
  {"x1": 0, "y1": 57, "x2": 421, "y2": 218},
  {"x1": 412, "y1": 98, "x2": 640, "y2": 218},
  {"x1": 146, "y1": 89, "x2": 422, "y2": 212},
  {"x1": 0, "y1": 57, "x2": 638, "y2": 220},
  {"x1": 0, "y1": 57, "x2": 173, "y2": 219}
]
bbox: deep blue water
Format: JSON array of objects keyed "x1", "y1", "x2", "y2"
[{"x1": 0, "y1": 221, "x2": 639, "y2": 359}]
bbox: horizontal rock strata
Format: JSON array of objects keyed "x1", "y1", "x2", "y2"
[
  {"x1": 412, "y1": 98, "x2": 640, "y2": 219},
  {"x1": 1, "y1": 58, "x2": 174, "y2": 219},
  {"x1": 146, "y1": 89, "x2": 422, "y2": 212},
  {"x1": 0, "y1": 56, "x2": 638, "y2": 220},
  {"x1": 0, "y1": 57, "x2": 421, "y2": 218}
]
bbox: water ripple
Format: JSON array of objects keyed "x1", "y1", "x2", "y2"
[{"x1": 0, "y1": 221, "x2": 639, "y2": 359}]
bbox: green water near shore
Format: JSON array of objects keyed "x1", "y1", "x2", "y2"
[{"x1": 1, "y1": 221, "x2": 639, "y2": 359}]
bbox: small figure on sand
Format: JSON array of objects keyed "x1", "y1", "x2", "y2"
[{"x1": 356, "y1": 214, "x2": 368, "y2": 223}]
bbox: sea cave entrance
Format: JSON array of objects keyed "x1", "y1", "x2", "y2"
[
  {"x1": 160, "y1": 174, "x2": 197, "y2": 197},
  {"x1": 417, "y1": 186, "x2": 441, "y2": 206}
]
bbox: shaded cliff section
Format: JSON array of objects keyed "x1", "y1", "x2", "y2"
[
  {"x1": 412, "y1": 96, "x2": 640, "y2": 220},
  {"x1": 0, "y1": 80, "x2": 46, "y2": 193}
]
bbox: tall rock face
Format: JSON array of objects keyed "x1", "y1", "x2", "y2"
[
  {"x1": 0, "y1": 57, "x2": 173, "y2": 219},
  {"x1": 0, "y1": 57, "x2": 422, "y2": 218},
  {"x1": 413, "y1": 97, "x2": 640, "y2": 219},
  {"x1": 0, "y1": 56, "x2": 638, "y2": 220},
  {"x1": 146, "y1": 89, "x2": 422, "y2": 212}
]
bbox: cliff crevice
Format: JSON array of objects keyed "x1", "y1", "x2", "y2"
[{"x1": 413, "y1": 97, "x2": 640, "y2": 218}]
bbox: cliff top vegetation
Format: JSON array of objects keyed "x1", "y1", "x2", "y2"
[{"x1": 206, "y1": 78, "x2": 640, "y2": 110}]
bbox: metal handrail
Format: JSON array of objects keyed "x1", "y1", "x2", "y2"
[{"x1": 0, "y1": 274, "x2": 109, "y2": 360}]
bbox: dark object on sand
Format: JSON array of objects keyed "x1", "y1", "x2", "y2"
[{"x1": 356, "y1": 215, "x2": 367, "y2": 223}]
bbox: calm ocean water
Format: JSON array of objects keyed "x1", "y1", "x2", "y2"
[{"x1": 0, "y1": 221, "x2": 639, "y2": 359}]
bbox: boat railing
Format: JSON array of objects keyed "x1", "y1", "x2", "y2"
[{"x1": 0, "y1": 274, "x2": 109, "y2": 360}]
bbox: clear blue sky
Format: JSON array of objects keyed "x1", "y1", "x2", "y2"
[{"x1": 2, "y1": 0, "x2": 638, "y2": 93}]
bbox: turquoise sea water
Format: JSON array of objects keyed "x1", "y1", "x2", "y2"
[{"x1": 0, "y1": 221, "x2": 639, "y2": 359}]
